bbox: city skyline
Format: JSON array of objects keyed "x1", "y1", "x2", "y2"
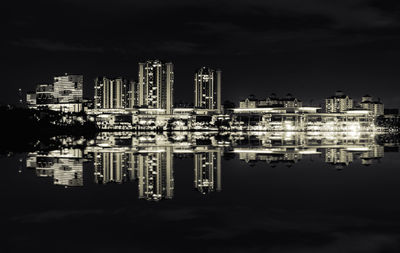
[
  {"x1": 20, "y1": 67, "x2": 400, "y2": 110},
  {"x1": 23, "y1": 69, "x2": 391, "y2": 112},
  {"x1": 23, "y1": 69, "x2": 398, "y2": 132}
]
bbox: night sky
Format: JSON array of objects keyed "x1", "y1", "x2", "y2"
[{"x1": 3, "y1": 0, "x2": 400, "y2": 107}]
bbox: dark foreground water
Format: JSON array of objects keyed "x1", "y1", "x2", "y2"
[{"x1": 2, "y1": 132, "x2": 400, "y2": 253}]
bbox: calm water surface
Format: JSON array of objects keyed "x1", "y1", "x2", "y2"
[{"x1": 2, "y1": 132, "x2": 400, "y2": 252}]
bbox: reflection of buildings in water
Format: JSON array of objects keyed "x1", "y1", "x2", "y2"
[
  {"x1": 92, "y1": 147, "x2": 174, "y2": 201},
  {"x1": 94, "y1": 152, "x2": 137, "y2": 184},
  {"x1": 194, "y1": 148, "x2": 222, "y2": 194},
  {"x1": 233, "y1": 132, "x2": 387, "y2": 169},
  {"x1": 360, "y1": 145, "x2": 384, "y2": 166},
  {"x1": 233, "y1": 131, "x2": 386, "y2": 169},
  {"x1": 325, "y1": 145, "x2": 385, "y2": 168},
  {"x1": 236, "y1": 145, "x2": 385, "y2": 169},
  {"x1": 325, "y1": 149, "x2": 354, "y2": 169},
  {"x1": 22, "y1": 132, "x2": 394, "y2": 199},
  {"x1": 26, "y1": 149, "x2": 83, "y2": 186},
  {"x1": 138, "y1": 147, "x2": 174, "y2": 201},
  {"x1": 94, "y1": 131, "x2": 228, "y2": 150},
  {"x1": 237, "y1": 149, "x2": 303, "y2": 167},
  {"x1": 231, "y1": 132, "x2": 377, "y2": 148}
]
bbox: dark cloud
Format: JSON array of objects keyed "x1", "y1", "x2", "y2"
[
  {"x1": 11, "y1": 38, "x2": 104, "y2": 53},
  {"x1": 3, "y1": 0, "x2": 400, "y2": 107},
  {"x1": 5, "y1": 0, "x2": 400, "y2": 55}
]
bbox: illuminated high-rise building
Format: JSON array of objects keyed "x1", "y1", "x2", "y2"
[
  {"x1": 194, "y1": 67, "x2": 221, "y2": 113},
  {"x1": 194, "y1": 149, "x2": 221, "y2": 194},
  {"x1": 138, "y1": 147, "x2": 174, "y2": 201},
  {"x1": 94, "y1": 77, "x2": 131, "y2": 109},
  {"x1": 126, "y1": 80, "x2": 139, "y2": 108},
  {"x1": 94, "y1": 77, "x2": 109, "y2": 109},
  {"x1": 110, "y1": 78, "x2": 127, "y2": 109},
  {"x1": 53, "y1": 74, "x2": 83, "y2": 103},
  {"x1": 138, "y1": 60, "x2": 174, "y2": 114}
]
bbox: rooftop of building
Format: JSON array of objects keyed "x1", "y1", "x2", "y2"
[
  {"x1": 327, "y1": 90, "x2": 352, "y2": 99},
  {"x1": 360, "y1": 100, "x2": 383, "y2": 104}
]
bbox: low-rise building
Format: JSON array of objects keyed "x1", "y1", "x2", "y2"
[
  {"x1": 360, "y1": 95, "x2": 384, "y2": 115},
  {"x1": 241, "y1": 94, "x2": 302, "y2": 109},
  {"x1": 325, "y1": 91, "x2": 353, "y2": 113},
  {"x1": 239, "y1": 97, "x2": 258, "y2": 108}
]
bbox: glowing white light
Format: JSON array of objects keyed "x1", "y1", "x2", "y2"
[
  {"x1": 298, "y1": 150, "x2": 321, "y2": 154},
  {"x1": 138, "y1": 149, "x2": 166, "y2": 153},
  {"x1": 346, "y1": 110, "x2": 369, "y2": 114},
  {"x1": 346, "y1": 147, "x2": 370, "y2": 151}
]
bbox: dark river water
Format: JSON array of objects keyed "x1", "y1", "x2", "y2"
[{"x1": 2, "y1": 132, "x2": 400, "y2": 252}]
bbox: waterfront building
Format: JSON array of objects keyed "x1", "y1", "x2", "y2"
[
  {"x1": 231, "y1": 106, "x2": 373, "y2": 131},
  {"x1": 241, "y1": 94, "x2": 302, "y2": 109},
  {"x1": 259, "y1": 93, "x2": 303, "y2": 108},
  {"x1": 280, "y1": 93, "x2": 302, "y2": 108},
  {"x1": 325, "y1": 91, "x2": 353, "y2": 113},
  {"x1": 194, "y1": 67, "x2": 222, "y2": 113},
  {"x1": 138, "y1": 60, "x2": 174, "y2": 114},
  {"x1": 261, "y1": 93, "x2": 279, "y2": 107}
]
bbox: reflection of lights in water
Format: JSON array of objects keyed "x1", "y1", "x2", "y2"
[{"x1": 23, "y1": 131, "x2": 387, "y2": 202}]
